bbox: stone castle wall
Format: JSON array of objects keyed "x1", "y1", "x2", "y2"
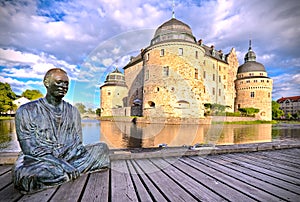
[{"x1": 235, "y1": 71, "x2": 273, "y2": 121}]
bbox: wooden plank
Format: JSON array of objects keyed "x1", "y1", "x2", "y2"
[
  {"x1": 240, "y1": 152, "x2": 300, "y2": 176},
  {"x1": 18, "y1": 187, "x2": 57, "y2": 202},
  {"x1": 279, "y1": 149, "x2": 300, "y2": 159},
  {"x1": 183, "y1": 156, "x2": 283, "y2": 201},
  {"x1": 50, "y1": 174, "x2": 88, "y2": 202},
  {"x1": 135, "y1": 158, "x2": 198, "y2": 201},
  {"x1": 81, "y1": 170, "x2": 109, "y2": 202},
  {"x1": 0, "y1": 183, "x2": 23, "y2": 202},
  {"x1": 166, "y1": 157, "x2": 256, "y2": 202},
  {"x1": 252, "y1": 151, "x2": 300, "y2": 167},
  {"x1": 150, "y1": 158, "x2": 226, "y2": 201},
  {"x1": 111, "y1": 160, "x2": 138, "y2": 202},
  {"x1": 225, "y1": 153, "x2": 300, "y2": 183},
  {"x1": 126, "y1": 160, "x2": 153, "y2": 202},
  {"x1": 206, "y1": 155, "x2": 300, "y2": 195},
  {"x1": 130, "y1": 159, "x2": 166, "y2": 201},
  {"x1": 0, "y1": 170, "x2": 13, "y2": 190},
  {"x1": 0, "y1": 165, "x2": 12, "y2": 175}
]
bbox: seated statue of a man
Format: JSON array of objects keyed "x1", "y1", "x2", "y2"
[{"x1": 13, "y1": 68, "x2": 110, "y2": 194}]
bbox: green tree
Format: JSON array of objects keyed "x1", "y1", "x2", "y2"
[
  {"x1": 286, "y1": 112, "x2": 292, "y2": 120},
  {"x1": 75, "y1": 103, "x2": 86, "y2": 114},
  {"x1": 272, "y1": 101, "x2": 284, "y2": 119},
  {"x1": 21, "y1": 89, "x2": 43, "y2": 100},
  {"x1": 96, "y1": 108, "x2": 101, "y2": 116},
  {"x1": 0, "y1": 82, "x2": 17, "y2": 113}
]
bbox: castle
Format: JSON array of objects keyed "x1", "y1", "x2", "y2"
[{"x1": 100, "y1": 17, "x2": 273, "y2": 121}]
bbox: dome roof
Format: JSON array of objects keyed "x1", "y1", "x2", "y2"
[
  {"x1": 237, "y1": 61, "x2": 266, "y2": 73},
  {"x1": 151, "y1": 18, "x2": 196, "y2": 45},
  {"x1": 237, "y1": 40, "x2": 266, "y2": 73},
  {"x1": 101, "y1": 68, "x2": 127, "y2": 88}
]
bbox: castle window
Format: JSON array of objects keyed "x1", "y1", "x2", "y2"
[
  {"x1": 203, "y1": 60, "x2": 206, "y2": 66},
  {"x1": 223, "y1": 75, "x2": 226, "y2": 80},
  {"x1": 178, "y1": 48, "x2": 183, "y2": 56},
  {"x1": 213, "y1": 64, "x2": 215, "y2": 69},
  {"x1": 260, "y1": 73, "x2": 263, "y2": 76},
  {"x1": 203, "y1": 71, "x2": 206, "y2": 79},
  {"x1": 246, "y1": 80, "x2": 250, "y2": 83},
  {"x1": 146, "y1": 53, "x2": 149, "y2": 61},
  {"x1": 219, "y1": 89, "x2": 221, "y2": 96},
  {"x1": 261, "y1": 80, "x2": 264, "y2": 82},
  {"x1": 160, "y1": 49, "x2": 165, "y2": 56},
  {"x1": 195, "y1": 51, "x2": 198, "y2": 59},
  {"x1": 213, "y1": 87, "x2": 215, "y2": 95},
  {"x1": 213, "y1": 74, "x2": 215, "y2": 81},
  {"x1": 267, "y1": 80, "x2": 269, "y2": 83},
  {"x1": 250, "y1": 92, "x2": 255, "y2": 98},
  {"x1": 219, "y1": 66, "x2": 221, "y2": 71},
  {"x1": 156, "y1": 87, "x2": 160, "y2": 92},
  {"x1": 195, "y1": 68, "x2": 198, "y2": 79},
  {"x1": 219, "y1": 76, "x2": 221, "y2": 83},
  {"x1": 238, "y1": 104, "x2": 241, "y2": 109},
  {"x1": 268, "y1": 92, "x2": 271, "y2": 98},
  {"x1": 148, "y1": 101, "x2": 155, "y2": 108},
  {"x1": 145, "y1": 70, "x2": 149, "y2": 80},
  {"x1": 163, "y1": 66, "x2": 169, "y2": 77},
  {"x1": 224, "y1": 85, "x2": 226, "y2": 89},
  {"x1": 254, "y1": 80, "x2": 257, "y2": 83},
  {"x1": 108, "y1": 92, "x2": 111, "y2": 96}
]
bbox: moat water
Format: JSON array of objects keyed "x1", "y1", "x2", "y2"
[{"x1": 1, "y1": 119, "x2": 300, "y2": 151}]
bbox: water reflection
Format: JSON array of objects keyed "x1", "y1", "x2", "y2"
[
  {"x1": 100, "y1": 121, "x2": 273, "y2": 149},
  {"x1": 1, "y1": 119, "x2": 300, "y2": 150},
  {"x1": 0, "y1": 119, "x2": 19, "y2": 151}
]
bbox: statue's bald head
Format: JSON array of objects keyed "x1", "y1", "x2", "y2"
[{"x1": 43, "y1": 68, "x2": 68, "y2": 88}]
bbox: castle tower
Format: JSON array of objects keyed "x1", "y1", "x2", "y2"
[
  {"x1": 100, "y1": 68, "x2": 128, "y2": 117},
  {"x1": 234, "y1": 41, "x2": 273, "y2": 120},
  {"x1": 142, "y1": 18, "x2": 208, "y2": 118}
]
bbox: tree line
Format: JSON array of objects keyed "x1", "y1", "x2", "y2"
[{"x1": 0, "y1": 82, "x2": 100, "y2": 116}]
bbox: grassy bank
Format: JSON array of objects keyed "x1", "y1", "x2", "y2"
[
  {"x1": 0, "y1": 116, "x2": 14, "y2": 120},
  {"x1": 213, "y1": 120, "x2": 278, "y2": 125}
]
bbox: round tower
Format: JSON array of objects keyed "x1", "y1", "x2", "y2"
[
  {"x1": 100, "y1": 68, "x2": 128, "y2": 117},
  {"x1": 234, "y1": 41, "x2": 273, "y2": 120}
]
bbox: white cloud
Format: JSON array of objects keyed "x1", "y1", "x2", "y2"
[{"x1": 1, "y1": 0, "x2": 300, "y2": 104}]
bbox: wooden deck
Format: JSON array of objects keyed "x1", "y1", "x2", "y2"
[{"x1": 1, "y1": 148, "x2": 300, "y2": 202}]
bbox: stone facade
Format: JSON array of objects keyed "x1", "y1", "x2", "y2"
[{"x1": 100, "y1": 17, "x2": 272, "y2": 121}]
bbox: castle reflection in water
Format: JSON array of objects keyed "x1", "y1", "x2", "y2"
[
  {"x1": 2, "y1": 119, "x2": 299, "y2": 150},
  {"x1": 97, "y1": 121, "x2": 272, "y2": 149}
]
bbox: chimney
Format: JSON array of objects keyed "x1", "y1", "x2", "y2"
[{"x1": 198, "y1": 39, "x2": 203, "y2": 45}]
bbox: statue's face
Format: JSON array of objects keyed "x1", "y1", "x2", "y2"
[{"x1": 47, "y1": 71, "x2": 69, "y2": 99}]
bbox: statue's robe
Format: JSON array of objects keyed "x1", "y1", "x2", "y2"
[{"x1": 13, "y1": 98, "x2": 109, "y2": 194}]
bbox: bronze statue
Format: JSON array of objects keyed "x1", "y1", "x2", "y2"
[{"x1": 13, "y1": 68, "x2": 110, "y2": 194}]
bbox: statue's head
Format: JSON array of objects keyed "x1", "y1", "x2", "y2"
[{"x1": 44, "y1": 68, "x2": 69, "y2": 99}]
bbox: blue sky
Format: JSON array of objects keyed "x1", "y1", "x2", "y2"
[{"x1": 0, "y1": 0, "x2": 299, "y2": 109}]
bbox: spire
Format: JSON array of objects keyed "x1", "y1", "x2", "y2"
[
  {"x1": 244, "y1": 39, "x2": 256, "y2": 62},
  {"x1": 172, "y1": 0, "x2": 175, "y2": 18},
  {"x1": 249, "y1": 39, "x2": 252, "y2": 50}
]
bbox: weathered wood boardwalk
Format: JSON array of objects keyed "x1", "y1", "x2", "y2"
[{"x1": 1, "y1": 148, "x2": 300, "y2": 202}]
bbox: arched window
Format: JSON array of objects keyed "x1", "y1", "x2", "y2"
[{"x1": 176, "y1": 100, "x2": 190, "y2": 109}]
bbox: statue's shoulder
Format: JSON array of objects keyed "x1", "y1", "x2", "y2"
[{"x1": 16, "y1": 99, "x2": 41, "y2": 112}]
